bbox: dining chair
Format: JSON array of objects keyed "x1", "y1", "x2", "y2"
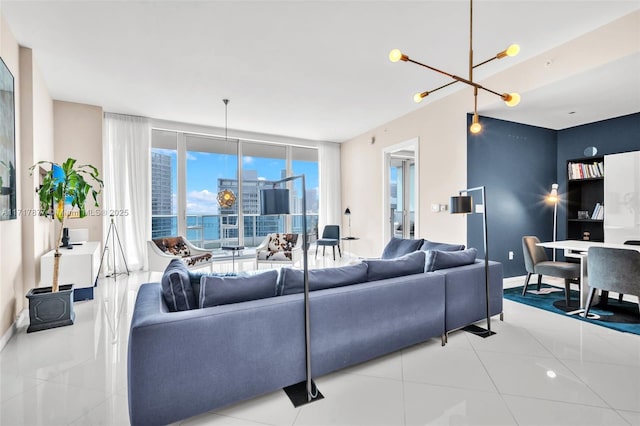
[
  {"x1": 315, "y1": 225, "x2": 342, "y2": 260},
  {"x1": 585, "y1": 246, "x2": 640, "y2": 317},
  {"x1": 610, "y1": 240, "x2": 640, "y2": 303},
  {"x1": 521, "y1": 236, "x2": 581, "y2": 306}
]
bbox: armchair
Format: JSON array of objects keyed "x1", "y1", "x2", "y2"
[
  {"x1": 148, "y1": 236, "x2": 214, "y2": 272},
  {"x1": 256, "y1": 233, "x2": 302, "y2": 268}
]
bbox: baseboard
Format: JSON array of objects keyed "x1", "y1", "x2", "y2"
[{"x1": 0, "y1": 309, "x2": 28, "y2": 353}]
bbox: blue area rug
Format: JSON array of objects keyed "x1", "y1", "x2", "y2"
[{"x1": 503, "y1": 285, "x2": 640, "y2": 335}]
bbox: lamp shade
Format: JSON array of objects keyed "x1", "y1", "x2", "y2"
[
  {"x1": 260, "y1": 189, "x2": 290, "y2": 215},
  {"x1": 450, "y1": 196, "x2": 473, "y2": 214},
  {"x1": 344, "y1": 208, "x2": 351, "y2": 215}
]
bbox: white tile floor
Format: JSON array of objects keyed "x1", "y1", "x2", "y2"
[{"x1": 2, "y1": 251, "x2": 640, "y2": 426}]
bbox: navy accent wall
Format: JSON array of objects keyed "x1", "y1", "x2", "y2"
[
  {"x1": 467, "y1": 115, "x2": 557, "y2": 277},
  {"x1": 556, "y1": 113, "x2": 640, "y2": 242},
  {"x1": 467, "y1": 112, "x2": 640, "y2": 277}
]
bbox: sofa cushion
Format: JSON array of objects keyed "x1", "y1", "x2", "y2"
[
  {"x1": 425, "y1": 248, "x2": 478, "y2": 272},
  {"x1": 199, "y1": 269, "x2": 279, "y2": 308},
  {"x1": 420, "y1": 240, "x2": 465, "y2": 252},
  {"x1": 364, "y1": 250, "x2": 426, "y2": 281},
  {"x1": 381, "y1": 237, "x2": 425, "y2": 259},
  {"x1": 278, "y1": 263, "x2": 369, "y2": 295},
  {"x1": 161, "y1": 258, "x2": 197, "y2": 312},
  {"x1": 188, "y1": 271, "x2": 237, "y2": 305}
]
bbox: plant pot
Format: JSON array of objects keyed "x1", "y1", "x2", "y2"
[{"x1": 26, "y1": 284, "x2": 75, "y2": 333}]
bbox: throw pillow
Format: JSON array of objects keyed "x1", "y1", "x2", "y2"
[
  {"x1": 199, "y1": 269, "x2": 279, "y2": 308},
  {"x1": 420, "y1": 240, "x2": 465, "y2": 252},
  {"x1": 278, "y1": 262, "x2": 369, "y2": 295},
  {"x1": 364, "y1": 250, "x2": 426, "y2": 281},
  {"x1": 424, "y1": 248, "x2": 478, "y2": 272},
  {"x1": 381, "y1": 237, "x2": 425, "y2": 259},
  {"x1": 188, "y1": 271, "x2": 237, "y2": 305},
  {"x1": 161, "y1": 258, "x2": 197, "y2": 312}
]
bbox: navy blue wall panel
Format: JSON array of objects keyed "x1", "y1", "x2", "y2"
[
  {"x1": 467, "y1": 112, "x2": 640, "y2": 278},
  {"x1": 555, "y1": 113, "x2": 640, "y2": 241},
  {"x1": 466, "y1": 115, "x2": 557, "y2": 277}
]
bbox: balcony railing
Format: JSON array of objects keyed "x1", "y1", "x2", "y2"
[{"x1": 152, "y1": 213, "x2": 319, "y2": 249}]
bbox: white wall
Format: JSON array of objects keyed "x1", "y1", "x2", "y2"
[
  {"x1": 54, "y1": 101, "x2": 104, "y2": 244},
  {"x1": 19, "y1": 47, "x2": 54, "y2": 292},
  {"x1": 0, "y1": 14, "x2": 24, "y2": 338}
]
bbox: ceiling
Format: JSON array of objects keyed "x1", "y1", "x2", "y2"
[{"x1": 2, "y1": 1, "x2": 639, "y2": 142}]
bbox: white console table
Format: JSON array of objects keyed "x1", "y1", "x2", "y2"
[{"x1": 41, "y1": 241, "x2": 101, "y2": 301}]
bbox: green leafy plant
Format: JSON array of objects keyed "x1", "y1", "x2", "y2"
[{"x1": 29, "y1": 158, "x2": 103, "y2": 292}]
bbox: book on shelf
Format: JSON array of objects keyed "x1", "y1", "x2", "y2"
[
  {"x1": 591, "y1": 202, "x2": 604, "y2": 220},
  {"x1": 568, "y1": 161, "x2": 604, "y2": 180}
]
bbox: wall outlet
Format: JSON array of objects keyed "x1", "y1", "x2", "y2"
[{"x1": 508, "y1": 251, "x2": 514, "y2": 260}]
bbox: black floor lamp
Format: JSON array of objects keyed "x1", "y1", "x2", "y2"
[
  {"x1": 450, "y1": 186, "x2": 495, "y2": 338},
  {"x1": 260, "y1": 174, "x2": 323, "y2": 407}
]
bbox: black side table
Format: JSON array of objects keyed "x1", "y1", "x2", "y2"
[{"x1": 222, "y1": 245, "x2": 244, "y2": 272}]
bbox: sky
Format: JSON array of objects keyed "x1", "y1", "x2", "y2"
[{"x1": 153, "y1": 149, "x2": 319, "y2": 215}]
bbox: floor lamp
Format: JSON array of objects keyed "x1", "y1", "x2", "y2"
[
  {"x1": 344, "y1": 207, "x2": 352, "y2": 238},
  {"x1": 260, "y1": 174, "x2": 323, "y2": 407},
  {"x1": 450, "y1": 186, "x2": 495, "y2": 338},
  {"x1": 547, "y1": 183, "x2": 559, "y2": 261}
]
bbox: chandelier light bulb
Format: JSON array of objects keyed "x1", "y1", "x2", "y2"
[
  {"x1": 389, "y1": 49, "x2": 408, "y2": 63},
  {"x1": 506, "y1": 44, "x2": 520, "y2": 57},
  {"x1": 413, "y1": 91, "x2": 428, "y2": 103},
  {"x1": 503, "y1": 93, "x2": 521, "y2": 107},
  {"x1": 470, "y1": 115, "x2": 482, "y2": 134}
]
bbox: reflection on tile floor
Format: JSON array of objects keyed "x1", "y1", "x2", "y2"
[{"x1": 1, "y1": 255, "x2": 639, "y2": 425}]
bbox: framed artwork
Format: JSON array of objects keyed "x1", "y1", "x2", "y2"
[{"x1": 0, "y1": 57, "x2": 16, "y2": 220}]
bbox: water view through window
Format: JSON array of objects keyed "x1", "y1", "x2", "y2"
[{"x1": 151, "y1": 130, "x2": 319, "y2": 248}]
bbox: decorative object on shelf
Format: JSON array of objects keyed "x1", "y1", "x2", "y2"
[
  {"x1": 27, "y1": 157, "x2": 103, "y2": 331},
  {"x1": 344, "y1": 207, "x2": 352, "y2": 238},
  {"x1": 547, "y1": 183, "x2": 559, "y2": 261},
  {"x1": 260, "y1": 175, "x2": 324, "y2": 407},
  {"x1": 388, "y1": 0, "x2": 520, "y2": 134},
  {"x1": 0, "y1": 57, "x2": 16, "y2": 221},
  {"x1": 584, "y1": 146, "x2": 598, "y2": 157},
  {"x1": 217, "y1": 189, "x2": 236, "y2": 208},
  {"x1": 578, "y1": 211, "x2": 590, "y2": 220},
  {"x1": 450, "y1": 186, "x2": 495, "y2": 338}
]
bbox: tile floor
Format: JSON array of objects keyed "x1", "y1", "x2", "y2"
[{"x1": 1, "y1": 251, "x2": 640, "y2": 425}]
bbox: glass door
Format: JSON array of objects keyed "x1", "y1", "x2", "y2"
[{"x1": 389, "y1": 157, "x2": 415, "y2": 239}]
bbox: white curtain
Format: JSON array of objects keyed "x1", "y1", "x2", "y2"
[
  {"x1": 103, "y1": 113, "x2": 151, "y2": 271},
  {"x1": 318, "y1": 141, "x2": 342, "y2": 234}
]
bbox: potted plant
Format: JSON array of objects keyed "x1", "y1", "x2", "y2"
[{"x1": 26, "y1": 158, "x2": 103, "y2": 332}]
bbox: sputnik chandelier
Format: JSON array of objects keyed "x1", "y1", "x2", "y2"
[{"x1": 389, "y1": 0, "x2": 521, "y2": 134}]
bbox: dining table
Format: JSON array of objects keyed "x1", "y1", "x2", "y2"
[{"x1": 536, "y1": 240, "x2": 640, "y2": 316}]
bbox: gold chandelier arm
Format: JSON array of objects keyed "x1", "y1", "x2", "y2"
[{"x1": 473, "y1": 56, "x2": 498, "y2": 69}]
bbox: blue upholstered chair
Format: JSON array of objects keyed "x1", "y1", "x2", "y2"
[
  {"x1": 585, "y1": 246, "x2": 640, "y2": 317},
  {"x1": 315, "y1": 225, "x2": 342, "y2": 260},
  {"x1": 522, "y1": 236, "x2": 580, "y2": 306}
]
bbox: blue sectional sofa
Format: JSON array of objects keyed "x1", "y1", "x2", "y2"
[{"x1": 128, "y1": 250, "x2": 503, "y2": 425}]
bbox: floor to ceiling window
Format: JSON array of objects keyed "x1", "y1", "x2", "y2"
[
  {"x1": 151, "y1": 129, "x2": 319, "y2": 249},
  {"x1": 185, "y1": 134, "x2": 238, "y2": 248},
  {"x1": 151, "y1": 130, "x2": 178, "y2": 239},
  {"x1": 292, "y1": 146, "x2": 320, "y2": 239}
]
